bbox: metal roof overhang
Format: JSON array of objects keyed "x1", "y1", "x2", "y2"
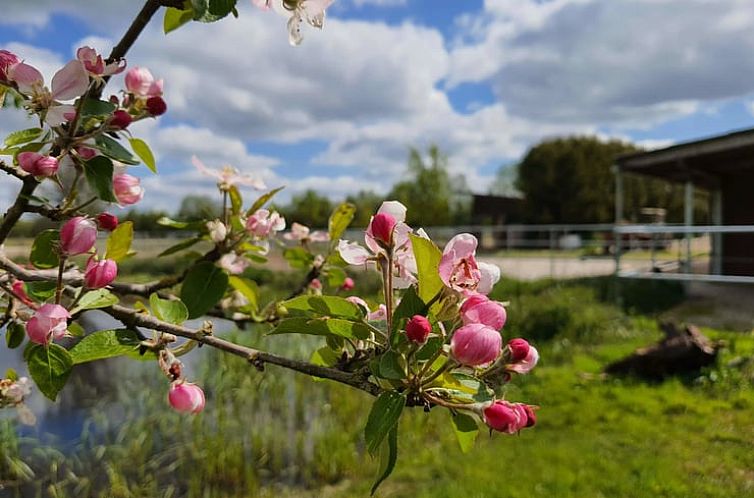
[{"x1": 616, "y1": 128, "x2": 754, "y2": 190}]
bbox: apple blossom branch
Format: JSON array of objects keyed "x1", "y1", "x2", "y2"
[{"x1": 0, "y1": 252, "x2": 383, "y2": 396}]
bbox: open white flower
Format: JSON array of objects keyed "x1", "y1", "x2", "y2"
[{"x1": 253, "y1": 0, "x2": 335, "y2": 45}]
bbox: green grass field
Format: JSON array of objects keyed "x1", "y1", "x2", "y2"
[{"x1": 2, "y1": 276, "x2": 753, "y2": 497}]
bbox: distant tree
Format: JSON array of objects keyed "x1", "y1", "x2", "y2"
[
  {"x1": 345, "y1": 190, "x2": 383, "y2": 227},
  {"x1": 123, "y1": 210, "x2": 172, "y2": 233},
  {"x1": 490, "y1": 163, "x2": 522, "y2": 198},
  {"x1": 282, "y1": 189, "x2": 333, "y2": 228},
  {"x1": 514, "y1": 136, "x2": 705, "y2": 224},
  {"x1": 177, "y1": 195, "x2": 221, "y2": 221},
  {"x1": 388, "y1": 145, "x2": 464, "y2": 226}
]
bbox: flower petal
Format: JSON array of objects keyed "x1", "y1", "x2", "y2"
[
  {"x1": 51, "y1": 60, "x2": 89, "y2": 101},
  {"x1": 337, "y1": 240, "x2": 371, "y2": 265},
  {"x1": 377, "y1": 201, "x2": 407, "y2": 224},
  {"x1": 477, "y1": 262, "x2": 501, "y2": 294}
]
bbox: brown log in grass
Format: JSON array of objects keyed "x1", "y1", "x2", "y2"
[{"x1": 604, "y1": 321, "x2": 720, "y2": 380}]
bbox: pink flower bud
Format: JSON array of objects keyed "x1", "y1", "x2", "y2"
[
  {"x1": 26, "y1": 303, "x2": 70, "y2": 345},
  {"x1": 84, "y1": 258, "x2": 118, "y2": 289},
  {"x1": 309, "y1": 278, "x2": 322, "y2": 290},
  {"x1": 77, "y1": 146, "x2": 97, "y2": 160},
  {"x1": 60, "y1": 216, "x2": 97, "y2": 256},
  {"x1": 369, "y1": 212, "x2": 396, "y2": 245},
  {"x1": 0, "y1": 50, "x2": 21, "y2": 83},
  {"x1": 11, "y1": 280, "x2": 34, "y2": 307},
  {"x1": 460, "y1": 294, "x2": 507, "y2": 330},
  {"x1": 507, "y1": 344, "x2": 539, "y2": 374},
  {"x1": 341, "y1": 277, "x2": 355, "y2": 291},
  {"x1": 483, "y1": 401, "x2": 535, "y2": 434},
  {"x1": 76, "y1": 46, "x2": 105, "y2": 75},
  {"x1": 450, "y1": 323, "x2": 501, "y2": 366},
  {"x1": 96, "y1": 212, "x2": 119, "y2": 231},
  {"x1": 507, "y1": 338, "x2": 530, "y2": 363},
  {"x1": 146, "y1": 96, "x2": 167, "y2": 116},
  {"x1": 405, "y1": 315, "x2": 431, "y2": 344},
  {"x1": 124, "y1": 66, "x2": 155, "y2": 96},
  {"x1": 109, "y1": 110, "x2": 132, "y2": 130},
  {"x1": 168, "y1": 381, "x2": 205, "y2": 414},
  {"x1": 17, "y1": 152, "x2": 59, "y2": 177},
  {"x1": 113, "y1": 173, "x2": 144, "y2": 206}
]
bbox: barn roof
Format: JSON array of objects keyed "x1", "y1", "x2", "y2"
[{"x1": 616, "y1": 127, "x2": 754, "y2": 189}]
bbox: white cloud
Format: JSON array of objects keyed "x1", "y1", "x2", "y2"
[{"x1": 450, "y1": 0, "x2": 754, "y2": 124}]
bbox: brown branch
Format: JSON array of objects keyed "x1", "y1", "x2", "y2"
[
  {"x1": 94, "y1": 0, "x2": 180, "y2": 98},
  {"x1": 0, "y1": 160, "x2": 27, "y2": 181},
  {"x1": 0, "y1": 169, "x2": 39, "y2": 244},
  {"x1": 104, "y1": 303, "x2": 382, "y2": 396},
  {"x1": 0, "y1": 251, "x2": 382, "y2": 395}
]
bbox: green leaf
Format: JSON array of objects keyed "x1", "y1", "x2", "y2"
[
  {"x1": 180, "y1": 262, "x2": 229, "y2": 319},
  {"x1": 328, "y1": 202, "x2": 356, "y2": 242},
  {"x1": 105, "y1": 221, "x2": 134, "y2": 262},
  {"x1": 228, "y1": 185, "x2": 242, "y2": 214},
  {"x1": 80, "y1": 99, "x2": 117, "y2": 118},
  {"x1": 450, "y1": 412, "x2": 479, "y2": 454},
  {"x1": 228, "y1": 276, "x2": 258, "y2": 312},
  {"x1": 67, "y1": 322, "x2": 85, "y2": 338},
  {"x1": 310, "y1": 346, "x2": 339, "y2": 368},
  {"x1": 149, "y1": 293, "x2": 189, "y2": 325},
  {"x1": 163, "y1": 6, "x2": 194, "y2": 34},
  {"x1": 128, "y1": 138, "x2": 157, "y2": 173},
  {"x1": 95, "y1": 135, "x2": 139, "y2": 165},
  {"x1": 409, "y1": 234, "x2": 444, "y2": 304},
  {"x1": 5, "y1": 368, "x2": 18, "y2": 381},
  {"x1": 269, "y1": 317, "x2": 371, "y2": 340},
  {"x1": 71, "y1": 289, "x2": 119, "y2": 314},
  {"x1": 371, "y1": 425, "x2": 398, "y2": 496},
  {"x1": 247, "y1": 186, "x2": 284, "y2": 215},
  {"x1": 27, "y1": 344, "x2": 73, "y2": 401},
  {"x1": 6, "y1": 322, "x2": 25, "y2": 349},
  {"x1": 69, "y1": 329, "x2": 144, "y2": 364},
  {"x1": 391, "y1": 285, "x2": 427, "y2": 334},
  {"x1": 365, "y1": 391, "x2": 405, "y2": 456},
  {"x1": 25, "y1": 281, "x2": 56, "y2": 302},
  {"x1": 208, "y1": 0, "x2": 236, "y2": 16},
  {"x1": 158, "y1": 236, "x2": 202, "y2": 257},
  {"x1": 156, "y1": 216, "x2": 205, "y2": 230},
  {"x1": 5, "y1": 127, "x2": 43, "y2": 147},
  {"x1": 324, "y1": 266, "x2": 347, "y2": 288},
  {"x1": 83, "y1": 156, "x2": 118, "y2": 203},
  {"x1": 416, "y1": 336, "x2": 443, "y2": 361},
  {"x1": 30, "y1": 230, "x2": 60, "y2": 269},
  {"x1": 378, "y1": 351, "x2": 406, "y2": 380},
  {"x1": 282, "y1": 295, "x2": 364, "y2": 320},
  {"x1": 283, "y1": 247, "x2": 314, "y2": 269},
  {"x1": 191, "y1": 0, "x2": 231, "y2": 22}
]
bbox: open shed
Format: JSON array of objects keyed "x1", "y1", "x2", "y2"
[{"x1": 616, "y1": 128, "x2": 754, "y2": 277}]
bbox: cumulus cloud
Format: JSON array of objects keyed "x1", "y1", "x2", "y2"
[
  {"x1": 3, "y1": 0, "x2": 754, "y2": 212},
  {"x1": 450, "y1": 0, "x2": 754, "y2": 124}
]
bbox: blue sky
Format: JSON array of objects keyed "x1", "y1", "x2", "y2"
[{"x1": 2, "y1": 0, "x2": 754, "y2": 212}]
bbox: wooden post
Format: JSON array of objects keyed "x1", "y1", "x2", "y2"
[
  {"x1": 711, "y1": 189, "x2": 723, "y2": 275},
  {"x1": 684, "y1": 180, "x2": 694, "y2": 273}
]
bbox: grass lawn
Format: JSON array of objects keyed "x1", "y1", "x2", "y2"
[{"x1": 2, "y1": 275, "x2": 753, "y2": 497}]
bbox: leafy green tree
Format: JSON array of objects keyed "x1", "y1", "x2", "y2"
[
  {"x1": 514, "y1": 136, "x2": 706, "y2": 224},
  {"x1": 281, "y1": 189, "x2": 332, "y2": 228},
  {"x1": 177, "y1": 195, "x2": 221, "y2": 221},
  {"x1": 388, "y1": 145, "x2": 463, "y2": 226},
  {"x1": 345, "y1": 190, "x2": 383, "y2": 227}
]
